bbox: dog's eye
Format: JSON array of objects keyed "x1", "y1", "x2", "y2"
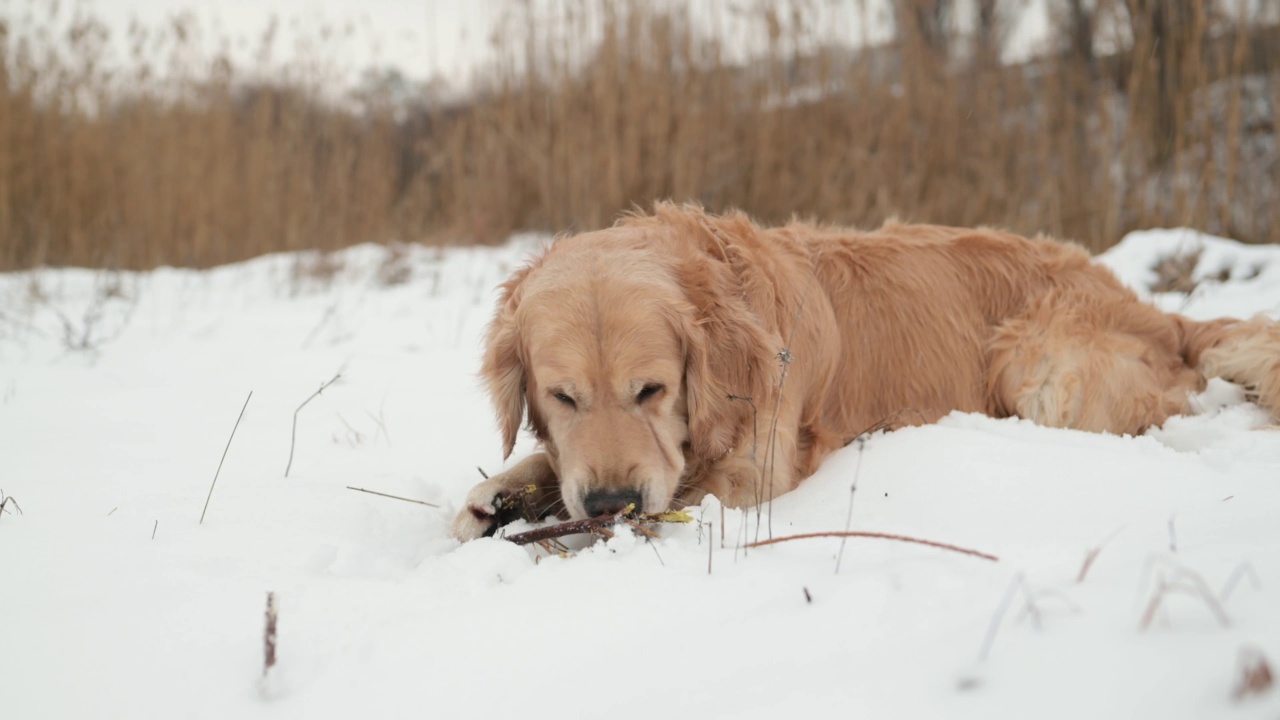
[
  {"x1": 636, "y1": 383, "x2": 664, "y2": 404},
  {"x1": 552, "y1": 391, "x2": 576, "y2": 408}
]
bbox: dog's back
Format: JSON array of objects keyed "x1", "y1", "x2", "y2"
[{"x1": 795, "y1": 220, "x2": 1280, "y2": 439}]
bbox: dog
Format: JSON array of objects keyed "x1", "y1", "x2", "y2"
[{"x1": 452, "y1": 203, "x2": 1280, "y2": 540}]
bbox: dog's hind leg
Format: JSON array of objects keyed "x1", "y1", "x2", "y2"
[
  {"x1": 1180, "y1": 315, "x2": 1280, "y2": 419},
  {"x1": 986, "y1": 293, "x2": 1200, "y2": 435}
]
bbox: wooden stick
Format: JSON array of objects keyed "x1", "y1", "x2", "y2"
[
  {"x1": 346, "y1": 486, "x2": 439, "y2": 507},
  {"x1": 502, "y1": 508, "x2": 692, "y2": 546},
  {"x1": 503, "y1": 510, "x2": 628, "y2": 545},
  {"x1": 744, "y1": 531, "x2": 998, "y2": 562}
]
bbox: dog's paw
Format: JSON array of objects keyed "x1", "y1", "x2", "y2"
[
  {"x1": 451, "y1": 487, "x2": 502, "y2": 541},
  {"x1": 450, "y1": 478, "x2": 531, "y2": 542}
]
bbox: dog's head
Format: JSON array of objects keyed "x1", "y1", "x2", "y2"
[{"x1": 482, "y1": 223, "x2": 776, "y2": 519}]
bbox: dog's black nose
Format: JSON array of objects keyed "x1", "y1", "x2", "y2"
[{"x1": 583, "y1": 488, "x2": 643, "y2": 517}]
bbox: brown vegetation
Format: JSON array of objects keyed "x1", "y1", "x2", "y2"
[{"x1": 1, "y1": 0, "x2": 1277, "y2": 271}]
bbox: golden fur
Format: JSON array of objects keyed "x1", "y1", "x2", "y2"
[{"x1": 452, "y1": 204, "x2": 1280, "y2": 539}]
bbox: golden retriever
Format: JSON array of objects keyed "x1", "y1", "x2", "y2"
[{"x1": 452, "y1": 204, "x2": 1280, "y2": 540}]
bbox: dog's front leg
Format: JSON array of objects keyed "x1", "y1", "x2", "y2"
[{"x1": 451, "y1": 453, "x2": 561, "y2": 541}]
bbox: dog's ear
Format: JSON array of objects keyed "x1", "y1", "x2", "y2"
[
  {"x1": 481, "y1": 265, "x2": 535, "y2": 459},
  {"x1": 674, "y1": 254, "x2": 779, "y2": 461}
]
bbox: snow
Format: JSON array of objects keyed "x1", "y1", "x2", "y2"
[{"x1": 2, "y1": 228, "x2": 1279, "y2": 719}]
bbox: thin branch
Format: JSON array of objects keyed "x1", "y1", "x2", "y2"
[
  {"x1": 151, "y1": 520, "x2": 158, "y2": 539},
  {"x1": 346, "y1": 486, "x2": 440, "y2": 508},
  {"x1": 744, "y1": 531, "x2": 998, "y2": 562},
  {"x1": 201, "y1": 391, "x2": 253, "y2": 524}
]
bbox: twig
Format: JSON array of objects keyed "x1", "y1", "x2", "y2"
[
  {"x1": 979, "y1": 572, "x2": 1041, "y2": 662},
  {"x1": 759, "y1": 277, "x2": 822, "y2": 540},
  {"x1": 1220, "y1": 562, "x2": 1261, "y2": 604},
  {"x1": 0, "y1": 490, "x2": 22, "y2": 518},
  {"x1": 707, "y1": 522, "x2": 714, "y2": 575},
  {"x1": 284, "y1": 373, "x2": 341, "y2": 477},
  {"x1": 745, "y1": 531, "x2": 998, "y2": 561},
  {"x1": 152, "y1": 520, "x2": 158, "y2": 539},
  {"x1": 1076, "y1": 526, "x2": 1125, "y2": 583},
  {"x1": 477, "y1": 466, "x2": 490, "y2": 479},
  {"x1": 727, "y1": 393, "x2": 759, "y2": 552},
  {"x1": 201, "y1": 391, "x2": 253, "y2": 524},
  {"x1": 835, "y1": 438, "x2": 867, "y2": 575},
  {"x1": 264, "y1": 592, "x2": 278, "y2": 678},
  {"x1": 1077, "y1": 547, "x2": 1105, "y2": 583},
  {"x1": 503, "y1": 508, "x2": 693, "y2": 546},
  {"x1": 106, "y1": 507, "x2": 117, "y2": 516},
  {"x1": 1138, "y1": 559, "x2": 1231, "y2": 631},
  {"x1": 503, "y1": 510, "x2": 628, "y2": 545},
  {"x1": 346, "y1": 486, "x2": 440, "y2": 507}
]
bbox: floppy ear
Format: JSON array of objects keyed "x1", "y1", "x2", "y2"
[
  {"x1": 675, "y1": 254, "x2": 779, "y2": 461},
  {"x1": 481, "y1": 265, "x2": 535, "y2": 459}
]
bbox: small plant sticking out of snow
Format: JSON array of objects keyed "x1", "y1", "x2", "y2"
[
  {"x1": 260, "y1": 592, "x2": 279, "y2": 699},
  {"x1": 376, "y1": 244, "x2": 414, "y2": 287},
  {"x1": 1151, "y1": 249, "x2": 1204, "y2": 294},
  {"x1": 1150, "y1": 248, "x2": 1237, "y2": 295},
  {"x1": 1233, "y1": 646, "x2": 1274, "y2": 701},
  {"x1": 0, "y1": 489, "x2": 23, "y2": 519},
  {"x1": 290, "y1": 251, "x2": 345, "y2": 294}
]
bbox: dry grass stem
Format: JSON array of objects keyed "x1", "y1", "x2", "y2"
[
  {"x1": 6, "y1": 1, "x2": 1276, "y2": 271},
  {"x1": 978, "y1": 572, "x2": 1042, "y2": 662},
  {"x1": 1138, "y1": 559, "x2": 1232, "y2": 631},
  {"x1": 200, "y1": 391, "x2": 253, "y2": 524},
  {"x1": 284, "y1": 374, "x2": 341, "y2": 477},
  {"x1": 1218, "y1": 562, "x2": 1261, "y2": 604},
  {"x1": 0, "y1": 490, "x2": 24, "y2": 519},
  {"x1": 835, "y1": 437, "x2": 867, "y2": 575},
  {"x1": 1076, "y1": 526, "x2": 1125, "y2": 583},
  {"x1": 346, "y1": 486, "x2": 440, "y2": 508}
]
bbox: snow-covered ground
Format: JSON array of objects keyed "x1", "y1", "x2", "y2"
[{"x1": 2, "y1": 228, "x2": 1279, "y2": 719}]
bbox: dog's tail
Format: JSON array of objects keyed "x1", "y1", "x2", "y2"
[{"x1": 1177, "y1": 314, "x2": 1280, "y2": 417}]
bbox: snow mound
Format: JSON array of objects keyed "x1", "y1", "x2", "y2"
[{"x1": 2, "y1": 233, "x2": 1280, "y2": 719}]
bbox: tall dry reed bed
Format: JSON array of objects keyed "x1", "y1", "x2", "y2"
[{"x1": 1, "y1": 0, "x2": 1277, "y2": 270}]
